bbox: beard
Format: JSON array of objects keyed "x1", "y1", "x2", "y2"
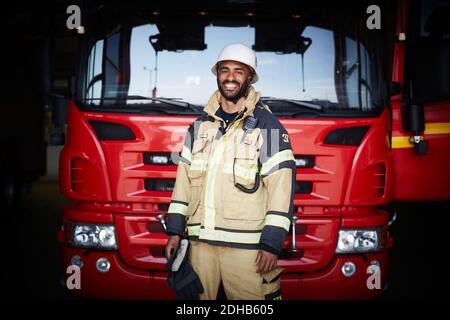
[{"x1": 217, "y1": 78, "x2": 250, "y2": 103}]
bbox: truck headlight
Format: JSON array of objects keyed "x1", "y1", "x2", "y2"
[
  {"x1": 150, "y1": 155, "x2": 169, "y2": 164},
  {"x1": 71, "y1": 223, "x2": 117, "y2": 250},
  {"x1": 336, "y1": 229, "x2": 383, "y2": 253},
  {"x1": 144, "y1": 153, "x2": 171, "y2": 165}
]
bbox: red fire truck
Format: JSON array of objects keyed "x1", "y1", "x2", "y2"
[{"x1": 56, "y1": 0, "x2": 450, "y2": 299}]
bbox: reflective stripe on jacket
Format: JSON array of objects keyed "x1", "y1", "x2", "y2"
[{"x1": 166, "y1": 86, "x2": 296, "y2": 254}]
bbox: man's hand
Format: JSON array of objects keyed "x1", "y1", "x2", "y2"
[
  {"x1": 165, "y1": 235, "x2": 181, "y2": 259},
  {"x1": 255, "y1": 250, "x2": 278, "y2": 273}
]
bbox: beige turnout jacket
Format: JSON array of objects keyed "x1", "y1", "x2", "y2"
[{"x1": 166, "y1": 86, "x2": 295, "y2": 254}]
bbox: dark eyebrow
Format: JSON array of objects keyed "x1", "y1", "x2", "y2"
[{"x1": 219, "y1": 66, "x2": 245, "y2": 72}]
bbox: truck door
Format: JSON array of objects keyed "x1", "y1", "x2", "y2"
[{"x1": 391, "y1": 0, "x2": 450, "y2": 201}]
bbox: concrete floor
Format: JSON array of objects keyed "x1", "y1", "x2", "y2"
[{"x1": 2, "y1": 147, "x2": 449, "y2": 300}]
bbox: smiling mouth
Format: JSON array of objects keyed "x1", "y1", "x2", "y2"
[{"x1": 223, "y1": 82, "x2": 239, "y2": 91}]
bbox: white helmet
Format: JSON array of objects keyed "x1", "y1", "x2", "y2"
[{"x1": 211, "y1": 42, "x2": 258, "y2": 84}]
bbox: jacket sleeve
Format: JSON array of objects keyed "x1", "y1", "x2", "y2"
[
  {"x1": 258, "y1": 119, "x2": 296, "y2": 255},
  {"x1": 166, "y1": 124, "x2": 194, "y2": 237}
]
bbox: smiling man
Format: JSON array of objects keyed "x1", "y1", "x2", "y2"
[{"x1": 165, "y1": 43, "x2": 296, "y2": 300}]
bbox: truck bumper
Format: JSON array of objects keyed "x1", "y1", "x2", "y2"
[
  {"x1": 283, "y1": 253, "x2": 389, "y2": 299},
  {"x1": 61, "y1": 246, "x2": 175, "y2": 299},
  {"x1": 61, "y1": 245, "x2": 388, "y2": 300}
]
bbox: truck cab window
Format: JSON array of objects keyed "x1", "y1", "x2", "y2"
[{"x1": 85, "y1": 39, "x2": 104, "y2": 105}]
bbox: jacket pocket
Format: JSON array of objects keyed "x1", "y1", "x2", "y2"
[
  {"x1": 187, "y1": 205, "x2": 203, "y2": 226},
  {"x1": 261, "y1": 267, "x2": 284, "y2": 300},
  {"x1": 232, "y1": 143, "x2": 259, "y2": 187},
  {"x1": 188, "y1": 170, "x2": 204, "y2": 187},
  {"x1": 186, "y1": 199, "x2": 200, "y2": 216},
  {"x1": 191, "y1": 135, "x2": 209, "y2": 155}
]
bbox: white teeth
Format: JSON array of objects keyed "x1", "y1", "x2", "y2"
[{"x1": 224, "y1": 84, "x2": 237, "y2": 89}]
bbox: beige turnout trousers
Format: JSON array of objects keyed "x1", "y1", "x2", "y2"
[{"x1": 189, "y1": 240, "x2": 283, "y2": 300}]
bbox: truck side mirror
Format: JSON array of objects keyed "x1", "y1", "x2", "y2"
[{"x1": 402, "y1": 101, "x2": 428, "y2": 155}]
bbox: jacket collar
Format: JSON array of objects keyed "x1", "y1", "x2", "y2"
[{"x1": 203, "y1": 86, "x2": 261, "y2": 120}]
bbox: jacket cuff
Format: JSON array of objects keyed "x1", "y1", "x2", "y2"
[
  {"x1": 166, "y1": 231, "x2": 182, "y2": 237},
  {"x1": 166, "y1": 213, "x2": 186, "y2": 237},
  {"x1": 259, "y1": 243, "x2": 279, "y2": 255},
  {"x1": 259, "y1": 225, "x2": 288, "y2": 255}
]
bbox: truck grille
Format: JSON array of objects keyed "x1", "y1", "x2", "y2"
[{"x1": 116, "y1": 213, "x2": 339, "y2": 272}]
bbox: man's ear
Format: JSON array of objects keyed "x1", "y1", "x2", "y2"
[
  {"x1": 247, "y1": 69, "x2": 255, "y2": 82},
  {"x1": 216, "y1": 62, "x2": 222, "y2": 74}
]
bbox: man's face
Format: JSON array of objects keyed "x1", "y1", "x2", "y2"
[{"x1": 216, "y1": 60, "x2": 253, "y2": 102}]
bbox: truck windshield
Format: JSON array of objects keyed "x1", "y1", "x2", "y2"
[{"x1": 76, "y1": 6, "x2": 385, "y2": 117}]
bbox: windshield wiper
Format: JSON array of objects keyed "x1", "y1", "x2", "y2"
[
  {"x1": 83, "y1": 96, "x2": 200, "y2": 112},
  {"x1": 83, "y1": 103, "x2": 173, "y2": 115},
  {"x1": 124, "y1": 95, "x2": 200, "y2": 112},
  {"x1": 262, "y1": 97, "x2": 323, "y2": 112},
  {"x1": 285, "y1": 99, "x2": 323, "y2": 111}
]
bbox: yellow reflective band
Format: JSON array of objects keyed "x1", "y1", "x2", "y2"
[
  {"x1": 223, "y1": 163, "x2": 258, "y2": 180},
  {"x1": 190, "y1": 159, "x2": 207, "y2": 171},
  {"x1": 391, "y1": 136, "x2": 414, "y2": 149},
  {"x1": 392, "y1": 122, "x2": 450, "y2": 149},
  {"x1": 265, "y1": 214, "x2": 291, "y2": 232},
  {"x1": 187, "y1": 225, "x2": 200, "y2": 236},
  {"x1": 168, "y1": 202, "x2": 188, "y2": 216},
  {"x1": 261, "y1": 149, "x2": 295, "y2": 175},
  {"x1": 425, "y1": 122, "x2": 450, "y2": 135},
  {"x1": 181, "y1": 145, "x2": 192, "y2": 162},
  {"x1": 187, "y1": 228, "x2": 261, "y2": 244},
  {"x1": 204, "y1": 140, "x2": 225, "y2": 229}
]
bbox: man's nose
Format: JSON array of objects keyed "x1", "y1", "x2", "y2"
[{"x1": 226, "y1": 72, "x2": 236, "y2": 81}]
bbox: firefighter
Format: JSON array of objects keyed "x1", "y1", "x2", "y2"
[{"x1": 165, "y1": 43, "x2": 296, "y2": 300}]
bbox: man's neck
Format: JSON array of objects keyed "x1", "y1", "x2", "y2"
[{"x1": 220, "y1": 96, "x2": 246, "y2": 114}]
